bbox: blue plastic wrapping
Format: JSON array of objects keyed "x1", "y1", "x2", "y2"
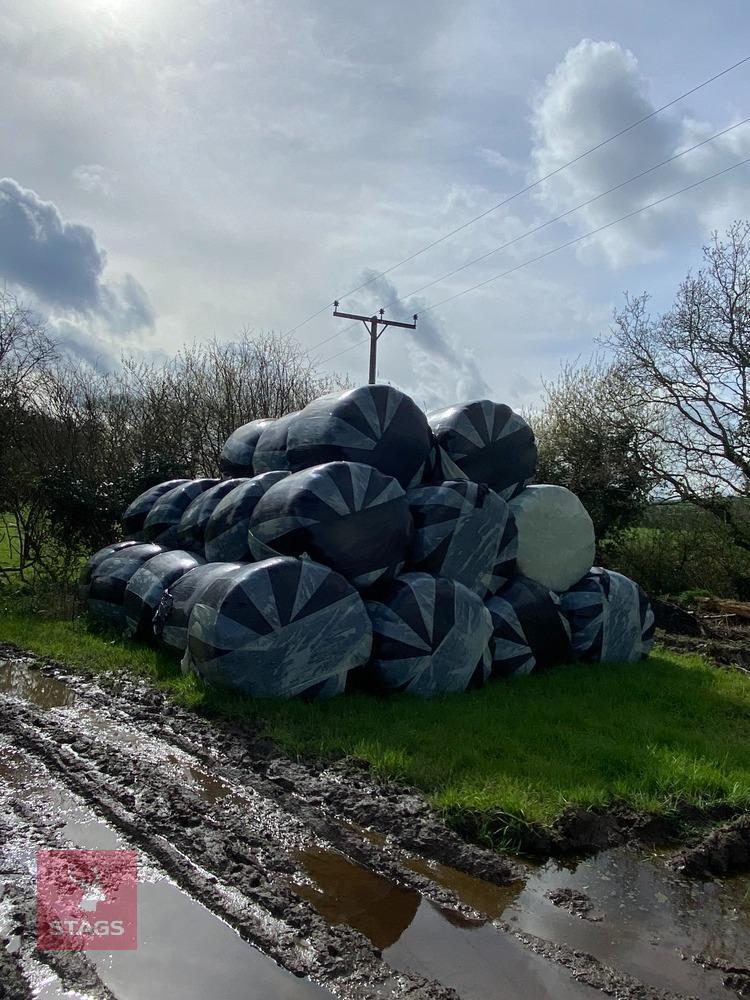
[
  {"x1": 183, "y1": 556, "x2": 373, "y2": 699},
  {"x1": 177, "y1": 478, "x2": 248, "y2": 556},
  {"x1": 287, "y1": 385, "x2": 432, "y2": 489},
  {"x1": 251, "y1": 411, "x2": 300, "y2": 474},
  {"x1": 561, "y1": 567, "x2": 655, "y2": 662},
  {"x1": 363, "y1": 572, "x2": 494, "y2": 696},
  {"x1": 204, "y1": 471, "x2": 289, "y2": 562},
  {"x1": 124, "y1": 550, "x2": 205, "y2": 640},
  {"x1": 406, "y1": 480, "x2": 517, "y2": 598},
  {"x1": 248, "y1": 461, "x2": 412, "y2": 590},
  {"x1": 79, "y1": 541, "x2": 139, "y2": 602},
  {"x1": 427, "y1": 400, "x2": 537, "y2": 499},
  {"x1": 486, "y1": 576, "x2": 571, "y2": 677},
  {"x1": 219, "y1": 418, "x2": 275, "y2": 477},
  {"x1": 87, "y1": 543, "x2": 165, "y2": 629},
  {"x1": 121, "y1": 480, "x2": 189, "y2": 539},
  {"x1": 143, "y1": 479, "x2": 220, "y2": 548},
  {"x1": 153, "y1": 562, "x2": 242, "y2": 655}
]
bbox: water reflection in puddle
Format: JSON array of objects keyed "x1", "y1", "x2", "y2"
[{"x1": 0, "y1": 659, "x2": 75, "y2": 709}]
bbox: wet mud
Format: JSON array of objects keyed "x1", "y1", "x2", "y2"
[{"x1": 1, "y1": 644, "x2": 750, "y2": 999}]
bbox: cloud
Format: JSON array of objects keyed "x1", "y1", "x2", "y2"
[
  {"x1": 529, "y1": 39, "x2": 750, "y2": 267},
  {"x1": 72, "y1": 164, "x2": 118, "y2": 197},
  {"x1": 0, "y1": 177, "x2": 154, "y2": 337}
]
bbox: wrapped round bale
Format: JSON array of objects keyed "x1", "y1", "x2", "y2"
[
  {"x1": 79, "y1": 541, "x2": 138, "y2": 602},
  {"x1": 286, "y1": 385, "x2": 432, "y2": 489},
  {"x1": 121, "y1": 479, "x2": 189, "y2": 539},
  {"x1": 153, "y1": 562, "x2": 242, "y2": 655},
  {"x1": 124, "y1": 549, "x2": 205, "y2": 640},
  {"x1": 183, "y1": 556, "x2": 372, "y2": 700},
  {"x1": 486, "y1": 576, "x2": 571, "y2": 677},
  {"x1": 204, "y1": 471, "x2": 289, "y2": 562},
  {"x1": 561, "y1": 567, "x2": 655, "y2": 663},
  {"x1": 406, "y1": 480, "x2": 517, "y2": 598},
  {"x1": 248, "y1": 461, "x2": 412, "y2": 590},
  {"x1": 143, "y1": 479, "x2": 220, "y2": 548},
  {"x1": 219, "y1": 418, "x2": 274, "y2": 477},
  {"x1": 427, "y1": 400, "x2": 536, "y2": 499},
  {"x1": 251, "y1": 411, "x2": 299, "y2": 474},
  {"x1": 363, "y1": 573, "x2": 494, "y2": 696},
  {"x1": 509, "y1": 484, "x2": 595, "y2": 592},
  {"x1": 87, "y1": 543, "x2": 165, "y2": 629},
  {"x1": 177, "y1": 478, "x2": 247, "y2": 556}
]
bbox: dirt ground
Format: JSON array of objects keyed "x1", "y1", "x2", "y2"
[{"x1": 1, "y1": 639, "x2": 749, "y2": 999}]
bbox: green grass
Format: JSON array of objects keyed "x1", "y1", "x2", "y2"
[{"x1": 2, "y1": 610, "x2": 749, "y2": 849}]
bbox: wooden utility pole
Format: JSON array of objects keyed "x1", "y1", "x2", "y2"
[{"x1": 332, "y1": 302, "x2": 417, "y2": 384}]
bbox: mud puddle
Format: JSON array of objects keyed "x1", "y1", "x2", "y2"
[{"x1": 0, "y1": 658, "x2": 75, "y2": 709}]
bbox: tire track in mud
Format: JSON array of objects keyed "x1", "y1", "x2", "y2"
[{"x1": 0, "y1": 648, "x2": 705, "y2": 1000}]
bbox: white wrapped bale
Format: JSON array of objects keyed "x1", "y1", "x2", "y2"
[
  {"x1": 177, "y1": 478, "x2": 247, "y2": 556},
  {"x1": 252, "y1": 412, "x2": 299, "y2": 474},
  {"x1": 143, "y1": 479, "x2": 220, "y2": 548},
  {"x1": 79, "y1": 541, "x2": 138, "y2": 602},
  {"x1": 204, "y1": 471, "x2": 289, "y2": 562},
  {"x1": 87, "y1": 543, "x2": 165, "y2": 629},
  {"x1": 183, "y1": 556, "x2": 372, "y2": 700},
  {"x1": 427, "y1": 400, "x2": 536, "y2": 499},
  {"x1": 363, "y1": 573, "x2": 494, "y2": 696},
  {"x1": 219, "y1": 418, "x2": 274, "y2": 477},
  {"x1": 561, "y1": 567, "x2": 655, "y2": 662},
  {"x1": 121, "y1": 480, "x2": 189, "y2": 539},
  {"x1": 287, "y1": 385, "x2": 432, "y2": 489},
  {"x1": 486, "y1": 576, "x2": 571, "y2": 677},
  {"x1": 406, "y1": 480, "x2": 517, "y2": 598},
  {"x1": 124, "y1": 550, "x2": 205, "y2": 640},
  {"x1": 509, "y1": 484, "x2": 595, "y2": 592},
  {"x1": 153, "y1": 562, "x2": 242, "y2": 655},
  {"x1": 248, "y1": 461, "x2": 412, "y2": 590}
]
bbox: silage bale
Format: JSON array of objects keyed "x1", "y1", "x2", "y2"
[
  {"x1": 406, "y1": 480, "x2": 517, "y2": 598},
  {"x1": 153, "y1": 562, "x2": 242, "y2": 656},
  {"x1": 143, "y1": 479, "x2": 220, "y2": 548},
  {"x1": 286, "y1": 385, "x2": 432, "y2": 489},
  {"x1": 79, "y1": 541, "x2": 139, "y2": 602},
  {"x1": 509, "y1": 484, "x2": 595, "y2": 592},
  {"x1": 561, "y1": 567, "x2": 655, "y2": 663},
  {"x1": 248, "y1": 461, "x2": 412, "y2": 590},
  {"x1": 219, "y1": 418, "x2": 275, "y2": 477},
  {"x1": 363, "y1": 572, "x2": 494, "y2": 696},
  {"x1": 486, "y1": 575, "x2": 571, "y2": 677},
  {"x1": 251, "y1": 411, "x2": 300, "y2": 473},
  {"x1": 183, "y1": 556, "x2": 372, "y2": 699},
  {"x1": 204, "y1": 471, "x2": 289, "y2": 562},
  {"x1": 123, "y1": 549, "x2": 204, "y2": 641},
  {"x1": 87, "y1": 543, "x2": 165, "y2": 629},
  {"x1": 177, "y1": 478, "x2": 247, "y2": 556},
  {"x1": 427, "y1": 400, "x2": 536, "y2": 499},
  {"x1": 121, "y1": 480, "x2": 190, "y2": 539}
]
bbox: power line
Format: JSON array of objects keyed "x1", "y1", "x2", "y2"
[
  {"x1": 319, "y1": 156, "x2": 750, "y2": 366},
  {"x1": 316, "y1": 116, "x2": 750, "y2": 354},
  {"x1": 289, "y1": 52, "x2": 750, "y2": 340}
]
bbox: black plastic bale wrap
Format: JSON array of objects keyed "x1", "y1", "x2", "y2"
[
  {"x1": 251, "y1": 411, "x2": 300, "y2": 474},
  {"x1": 121, "y1": 479, "x2": 190, "y2": 539},
  {"x1": 561, "y1": 567, "x2": 656, "y2": 663},
  {"x1": 87, "y1": 543, "x2": 166, "y2": 629},
  {"x1": 427, "y1": 400, "x2": 537, "y2": 499},
  {"x1": 183, "y1": 556, "x2": 373, "y2": 700},
  {"x1": 153, "y1": 562, "x2": 242, "y2": 655},
  {"x1": 124, "y1": 550, "x2": 205, "y2": 640},
  {"x1": 286, "y1": 385, "x2": 432, "y2": 489},
  {"x1": 177, "y1": 478, "x2": 248, "y2": 556},
  {"x1": 406, "y1": 480, "x2": 517, "y2": 598},
  {"x1": 219, "y1": 418, "x2": 275, "y2": 477},
  {"x1": 204, "y1": 471, "x2": 289, "y2": 562},
  {"x1": 248, "y1": 461, "x2": 413, "y2": 590},
  {"x1": 485, "y1": 575, "x2": 571, "y2": 677},
  {"x1": 142, "y1": 479, "x2": 220, "y2": 548},
  {"x1": 79, "y1": 541, "x2": 139, "y2": 602},
  {"x1": 363, "y1": 572, "x2": 494, "y2": 696}
]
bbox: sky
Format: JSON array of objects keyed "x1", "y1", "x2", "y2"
[{"x1": 1, "y1": 0, "x2": 749, "y2": 410}]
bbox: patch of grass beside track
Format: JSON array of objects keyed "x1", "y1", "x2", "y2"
[{"x1": 1, "y1": 611, "x2": 749, "y2": 849}]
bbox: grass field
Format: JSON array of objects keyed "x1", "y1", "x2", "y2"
[{"x1": 1, "y1": 610, "x2": 749, "y2": 848}]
